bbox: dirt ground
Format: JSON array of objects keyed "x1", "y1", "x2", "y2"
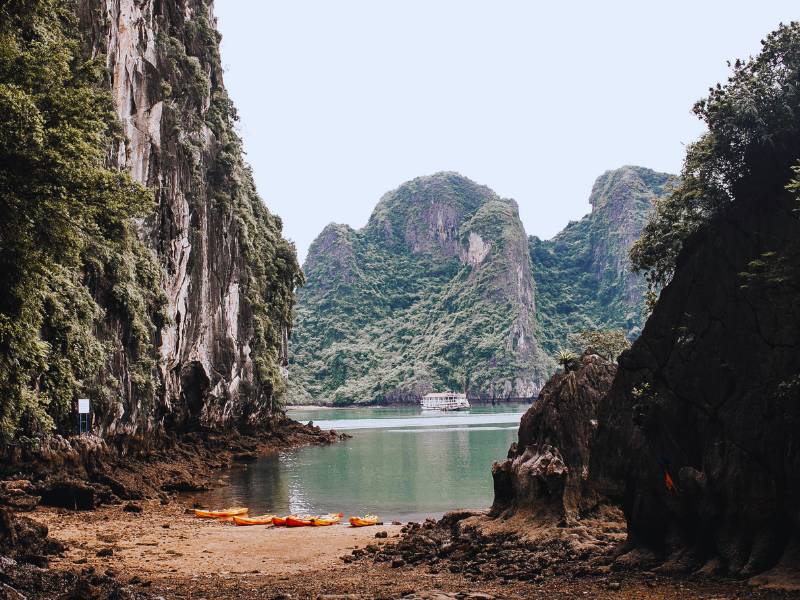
[{"x1": 27, "y1": 501, "x2": 800, "y2": 600}]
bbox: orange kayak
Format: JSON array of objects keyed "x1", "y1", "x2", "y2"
[
  {"x1": 285, "y1": 515, "x2": 316, "y2": 527},
  {"x1": 311, "y1": 512, "x2": 344, "y2": 526},
  {"x1": 233, "y1": 514, "x2": 277, "y2": 526},
  {"x1": 349, "y1": 514, "x2": 379, "y2": 527},
  {"x1": 194, "y1": 507, "x2": 249, "y2": 519}
]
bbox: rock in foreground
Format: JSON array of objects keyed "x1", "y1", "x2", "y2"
[{"x1": 492, "y1": 351, "x2": 617, "y2": 523}]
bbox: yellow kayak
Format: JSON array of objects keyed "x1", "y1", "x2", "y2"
[
  {"x1": 233, "y1": 514, "x2": 277, "y2": 526},
  {"x1": 312, "y1": 512, "x2": 344, "y2": 526},
  {"x1": 194, "y1": 507, "x2": 249, "y2": 519},
  {"x1": 349, "y1": 514, "x2": 379, "y2": 527}
]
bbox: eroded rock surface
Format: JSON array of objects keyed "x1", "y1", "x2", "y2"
[
  {"x1": 71, "y1": 0, "x2": 300, "y2": 436},
  {"x1": 590, "y1": 185, "x2": 800, "y2": 579},
  {"x1": 492, "y1": 352, "x2": 617, "y2": 522}
]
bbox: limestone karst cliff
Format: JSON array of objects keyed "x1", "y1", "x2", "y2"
[
  {"x1": 531, "y1": 166, "x2": 672, "y2": 354},
  {"x1": 492, "y1": 24, "x2": 800, "y2": 582},
  {"x1": 77, "y1": 0, "x2": 302, "y2": 434},
  {"x1": 0, "y1": 0, "x2": 301, "y2": 444}
]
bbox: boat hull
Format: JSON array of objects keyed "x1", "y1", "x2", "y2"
[
  {"x1": 233, "y1": 514, "x2": 276, "y2": 526},
  {"x1": 194, "y1": 507, "x2": 249, "y2": 519},
  {"x1": 349, "y1": 515, "x2": 379, "y2": 527}
]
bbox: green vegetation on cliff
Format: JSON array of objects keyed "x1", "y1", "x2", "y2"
[
  {"x1": 290, "y1": 168, "x2": 667, "y2": 405},
  {"x1": 290, "y1": 173, "x2": 549, "y2": 404},
  {"x1": 0, "y1": 0, "x2": 303, "y2": 441},
  {"x1": 631, "y1": 23, "x2": 800, "y2": 290},
  {"x1": 532, "y1": 166, "x2": 672, "y2": 355},
  {"x1": 0, "y1": 0, "x2": 163, "y2": 441}
]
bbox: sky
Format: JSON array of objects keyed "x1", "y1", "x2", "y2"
[{"x1": 214, "y1": 1, "x2": 798, "y2": 264}]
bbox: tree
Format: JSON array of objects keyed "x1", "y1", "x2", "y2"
[
  {"x1": 631, "y1": 22, "x2": 800, "y2": 292},
  {"x1": 568, "y1": 329, "x2": 630, "y2": 361},
  {"x1": 555, "y1": 349, "x2": 578, "y2": 368}
]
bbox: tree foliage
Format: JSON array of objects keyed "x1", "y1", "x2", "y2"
[
  {"x1": 0, "y1": 0, "x2": 163, "y2": 441},
  {"x1": 555, "y1": 349, "x2": 578, "y2": 368},
  {"x1": 631, "y1": 22, "x2": 800, "y2": 290},
  {"x1": 567, "y1": 329, "x2": 630, "y2": 361}
]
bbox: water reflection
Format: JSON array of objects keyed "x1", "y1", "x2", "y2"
[{"x1": 191, "y1": 404, "x2": 527, "y2": 522}]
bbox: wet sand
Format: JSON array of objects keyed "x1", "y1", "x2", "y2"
[
  {"x1": 31, "y1": 502, "x2": 800, "y2": 599},
  {"x1": 37, "y1": 501, "x2": 402, "y2": 577}
]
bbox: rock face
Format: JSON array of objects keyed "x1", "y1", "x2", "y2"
[
  {"x1": 73, "y1": 0, "x2": 300, "y2": 434},
  {"x1": 531, "y1": 166, "x2": 672, "y2": 353},
  {"x1": 291, "y1": 172, "x2": 550, "y2": 404},
  {"x1": 491, "y1": 352, "x2": 617, "y2": 522},
  {"x1": 589, "y1": 185, "x2": 800, "y2": 577}
]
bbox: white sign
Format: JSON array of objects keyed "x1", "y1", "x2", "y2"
[{"x1": 78, "y1": 399, "x2": 90, "y2": 414}]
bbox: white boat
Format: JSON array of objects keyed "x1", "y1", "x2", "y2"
[{"x1": 421, "y1": 391, "x2": 470, "y2": 411}]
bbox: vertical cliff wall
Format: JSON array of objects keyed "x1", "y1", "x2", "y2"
[
  {"x1": 588, "y1": 186, "x2": 800, "y2": 578},
  {"x1": 75, "y1": 0, "x2": 301, "y2": 435}
]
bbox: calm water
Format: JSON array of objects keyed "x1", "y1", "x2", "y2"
[{"x1": 192, "y1": 403, "x2": 528, "y2": 522}]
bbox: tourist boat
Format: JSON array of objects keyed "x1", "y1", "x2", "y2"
[
  {"x1": 311, "y1": 513, "x2": 344, "y2": 526},
  {"x1": 420, "y1": 391, "x2": 470, "y2": 411},
  {"x1": 194, "y1": 507, "x2": 249, "y2": 519},
  {"x1": 232, "y1": 514, "x2": 277, "y2": 526},
  {"x1": 349, "y1": 514, "x2": 379, "y2": 527}
]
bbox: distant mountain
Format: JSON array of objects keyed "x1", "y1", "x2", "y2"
[
  {"x1": 289, "y1": 167, "x2": 672, "y2": 405},
  {"x1": 531, "y1": 166, "x2": 673, "y2": 354},
  {"x1": 289, "y1": 173, "x2": 549, "y2": 404}
]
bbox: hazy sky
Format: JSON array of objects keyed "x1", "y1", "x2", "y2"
[{"x1": 214, "y1": 1, "x2": 797, "y2": 264}]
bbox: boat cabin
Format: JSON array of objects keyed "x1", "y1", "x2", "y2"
[{"x1": 421, "y1": 392, "x2": 470, "y2": 411}]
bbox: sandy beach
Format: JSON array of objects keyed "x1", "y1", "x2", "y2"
[
  {"x1": 26, "y1": 500, "x2": 798, "y2": 599},
  {"x1": 38, "y1": 501, "x2": 402, "y2": 577}
]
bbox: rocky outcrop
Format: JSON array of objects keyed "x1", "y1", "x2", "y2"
[
  {"x1": 0, "y1": 509, "x2": 62, "y2": 565},
  {"x1": 491, "y1": 352, "x2": 617, "y2": 522},
  {"x1": 349, "y1": 510, "x2": 627, "y2": 587},
  {"x1": 291, "y1": 172, "x2": 550, "y2": 404},
  {"x1": 588, "y1": 184, "x2": 800, "y2": 578},
  {"x1": 0, "y1": 419, "x2": 345, "y2": 512},
  {"x1": 72, "y1": 0, "x2": 300, "y2": 434}
]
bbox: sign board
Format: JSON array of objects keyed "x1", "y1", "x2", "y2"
[{"x1": 78, "y1": 399, "x2": 90, "y2": 414}]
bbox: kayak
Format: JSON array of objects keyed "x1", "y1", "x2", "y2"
[
  {"x1": 194, "y1": 507, "x2": 249, "y2": 519},
  {"x1": 285, "y1": 515, "x2": 316, "y2": 527},
  {"x1": 349, "y1": 514, "x2": 379, "y2": 527},
  {"x1": 233, "y1": 514, "x2": 277, "y2": 526},
  {"x1": 311, "y1": 512, "x2": 344, "y2": 526}
]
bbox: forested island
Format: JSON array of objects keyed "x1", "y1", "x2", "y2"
[{"x1": 289, "y1": 166, "x2": 670, "y2": 405}]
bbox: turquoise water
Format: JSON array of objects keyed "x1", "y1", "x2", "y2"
[{"x1": 192, "y1": 403, "x2": 528, "y2": 522}]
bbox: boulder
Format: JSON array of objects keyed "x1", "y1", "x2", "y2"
[{"x1": 491, "y1": 352, "x2": 616, "y2": 522}]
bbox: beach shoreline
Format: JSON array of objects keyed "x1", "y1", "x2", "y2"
[{"x1": 22, "y1": 501, "x2": 796, "y2": 599}]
